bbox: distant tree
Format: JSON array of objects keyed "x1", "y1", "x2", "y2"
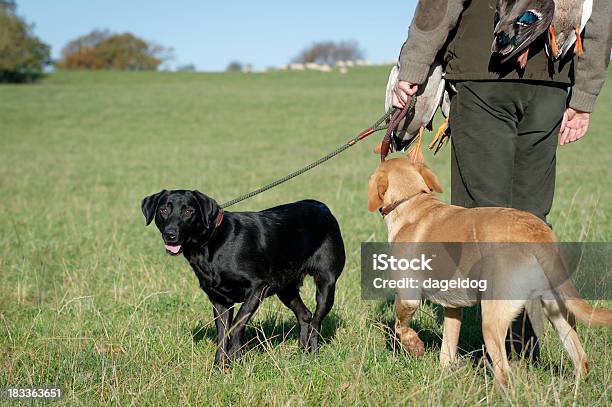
[
  {"x1": 176, "y1": 64, "x2": 196, "y2": 72},
  {"x1": 0, "y1": 0, "x2": 16, "y2": 13},
  {"x1": 0, "y1": 1, "x2": 51, "y2": 83},
  {"x1": 292, "y1": 41, "x2": 364, "y2": 65},
  {"x1": 57, "y1": 30, "x2": 172, "y2": 70},
  {"x1": 57, "y1": 30, "x2": 110, "y2": 69},
  {"x1": 226, "y1": 61, "x2": 243, "y2": 72}
]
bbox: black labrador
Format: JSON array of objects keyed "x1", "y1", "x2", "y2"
[{"x1": 141, "y1": 190, "x2": 345, "y2": 365}]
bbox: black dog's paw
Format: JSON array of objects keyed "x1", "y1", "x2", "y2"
[
  {"x1": 214, "y1": 353, "x2": 230, "y2": 371},
  {"x1": 303, "y1": 327, "x2": 319, "y2": 353},
  {"x1": 227, "y1": 345, "x2": 243, "y2": 362},
  {"x1": 308, "y1": 337, "x2": 319, "y2": 353},
  {"x1": 214, "y1": 361, "x2": 231, "y2": 372},
  {"x1": 299, "y1": 340, "x2": 310, "y2": 352}
]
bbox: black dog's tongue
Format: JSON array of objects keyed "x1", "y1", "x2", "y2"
[{"x1": 165, "y1": 244, "x2": 182, "y2": 254}]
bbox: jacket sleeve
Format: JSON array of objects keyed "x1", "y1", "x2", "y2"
[
  {"x1": 569, "y1": 0, "x2": 611, "y2": 113},
  {"x1": 398, "y1": 0, "x2": 465, "y2": 84}
]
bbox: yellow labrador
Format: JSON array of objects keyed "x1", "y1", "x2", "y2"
[{"x1": 368, "y1": 157, "x2": 612, "y2": 385}]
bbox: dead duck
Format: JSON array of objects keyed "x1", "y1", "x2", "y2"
[
  {"x1": 384, "y1": 62, "x2": 447, "y2": 163},
  {"x1": 547, "y1": 0, "x2": 592, "y2": 60},
  {"x1": 491, "y1": 0, "x2": 555, "y2": 68}
]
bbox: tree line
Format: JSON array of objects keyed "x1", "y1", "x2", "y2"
[{"x1": 56, "y1": 29, "x2": 172, "y2": 71}]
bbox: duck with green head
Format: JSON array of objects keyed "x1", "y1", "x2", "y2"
[{"x1": 491, "y1": 0, "x2": 555, "y2": 68}]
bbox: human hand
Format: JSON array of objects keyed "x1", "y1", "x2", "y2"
[
  {"x1": 392, "y1": 81, "x2": 419, "y2": 109},
  {"x1": 559, "y1": 108, "x2": 590, "y2": 146}
]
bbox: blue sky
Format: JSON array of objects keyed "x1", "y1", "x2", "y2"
[{"x1": 17, "y1": 0, "x2": 417, "y2": 71}]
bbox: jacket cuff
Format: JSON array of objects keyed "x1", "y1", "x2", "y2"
[
  {"x1": 397, "y1": 61, "x2": 431, "y2": 84},
  {"x1": 569, "y1": 89, "x2": 597, "y2": 113}
]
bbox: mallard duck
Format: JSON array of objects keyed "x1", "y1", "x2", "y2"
[
  {"x1": 384, "y1": 61, "x2": 447, "y2": 163},
  {"x1": 546, "y1": 0, "x2": 592, "y2": 60},
  {"x1": 491, "y1": 0, "x2": 555, "y2": 68}
]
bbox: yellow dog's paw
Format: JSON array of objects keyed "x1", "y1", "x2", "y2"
[{"x1": 396, "y1": 327, "x2": 425, "y2": 357}]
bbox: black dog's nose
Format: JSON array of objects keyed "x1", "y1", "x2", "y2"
[{"x1": 163, "y1": 230, "x2": 178, "y2": 242}]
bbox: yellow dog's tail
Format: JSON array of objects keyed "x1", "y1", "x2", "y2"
[
  {"x1": 564, "y1": 298, "x2": 612, "y2": 327},
  {"x1": 536, "y1": 245, "x2": 612, "y2": 327}
]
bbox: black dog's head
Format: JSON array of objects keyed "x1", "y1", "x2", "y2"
[{"x1": 141, "y1": 190, "x2": 221, "y2": 256}]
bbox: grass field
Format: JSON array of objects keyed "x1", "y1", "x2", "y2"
[{"x1": 1, "y1": 67, "x2": 610, "y2": 405}]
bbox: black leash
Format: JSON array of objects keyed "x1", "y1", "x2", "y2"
[{"x1": 220, "y1": 99, "x2": 417, "y2": 209}]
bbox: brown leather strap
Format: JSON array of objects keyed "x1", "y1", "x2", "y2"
[
  {"x1": 378, "y1": 191, "x2": 425, "y2": 217},
  {"x1": 215, "y1": 208, "x2": 224, "y2": 227},
  {"x1": 379, "y1": 198, "x2": 410, "y2": 217},
  {"x1": 198, "y1": 209, "x2": 224, "y2": 248},
  {"x1": 380, "y1": 95, "x2": 414, "y2": 162}
]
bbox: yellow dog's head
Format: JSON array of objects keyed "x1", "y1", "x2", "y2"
[{"x1": 367, "y1": 158, "x2": 442, "y2": 212}]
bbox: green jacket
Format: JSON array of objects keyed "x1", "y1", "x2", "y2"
[{"x1": 398, "y1": 0, "x2": 611, "y2": 112}]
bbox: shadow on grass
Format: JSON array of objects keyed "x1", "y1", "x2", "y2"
[{"x1": 190, "y1": 311, "x2": 343, "y2": 352}]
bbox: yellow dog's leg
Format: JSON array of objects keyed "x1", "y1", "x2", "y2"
[
  {"x1": 440, "y1": 307, "x2": 463, "y2": 367},
  {"x1": 395, "y1": 298, "x2": 425, "y2": 357}
]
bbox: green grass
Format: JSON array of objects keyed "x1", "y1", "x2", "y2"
[{"x1": 0, "y1": 67, "x2": 610, "y2": 405}]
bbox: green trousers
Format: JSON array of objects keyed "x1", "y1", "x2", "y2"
[
  {"x1": 450, "y1": 81, "x2": 567, "y2": 223},
  {"x1": 449, "y1": 80, "x2": 568, "y2": 356}
]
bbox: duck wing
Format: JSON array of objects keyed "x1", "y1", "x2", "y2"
[
  {"x1": 492, "y1": 0, "x2": 555, "y2": 61},
  {"x1": 580, "y1": 0, "x2": 593, "y2": 32}
]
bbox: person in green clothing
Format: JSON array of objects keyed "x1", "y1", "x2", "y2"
[{"x1": 391, "y1": 0, "x2": 610, "y2": 357}]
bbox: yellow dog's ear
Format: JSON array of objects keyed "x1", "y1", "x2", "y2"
[
  {"x1": 415, "y1": 163, "x2": 443, "y2": 193},
  {"x1": 368, "y1": 170, "x2": 388, "y2": 211},
  {"x1": 373, "y1": 141, "x2": 382, "y2": 154}
]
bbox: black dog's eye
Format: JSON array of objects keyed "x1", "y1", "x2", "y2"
[
  {"x1": 159, "y1": 207, "x2": 169, "y2": 215},
  {"x1": 184, "y1": 208, "x2": 194, "y2": 216}
]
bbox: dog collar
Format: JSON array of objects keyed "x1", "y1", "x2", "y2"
[
  {"x1": 215, "y1": 208, "x2": 224, "y2": 227},
  {"x1": 197, "y1": 209, "x2": 224, "y2": 248},
  {"x1": 379, "y1": 191, "x2": 426, "y2": 217}
]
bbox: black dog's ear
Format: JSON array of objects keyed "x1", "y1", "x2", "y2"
[
  {"x1": 141, "y1": 190, "x2": 167, "y2": 226},
  {"x1": 192, "y1": 190, "x2": 219, "y2": 226}
]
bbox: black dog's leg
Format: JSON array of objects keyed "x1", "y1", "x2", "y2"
[
  {"x1": 227, "y1": 285, "x2": 269, "y2": 361},
  {"x1": 212, "y1": 301, "x2": 234, "y2": 367},
  {"x1": 309, "y1": 279, "x2": 336, "y2": 352},
  {"x1": 277, "y1": 288, "x2": 313, "y2": 351}
]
